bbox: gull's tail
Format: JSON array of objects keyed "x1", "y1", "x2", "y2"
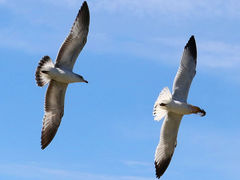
[
  {"x1": 153, "y1": 87, "x2": 172, "y2": 121},
  {"x1": 35, "y1": 56, "x2": 54, "y2": 87}
]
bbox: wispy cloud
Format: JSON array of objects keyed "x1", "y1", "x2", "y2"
[
  {"x1": 0, "y1": 28, "x2": 35, "y2": 54},
  {"x1": 14, "y1": 0, "x2": 240, "y2": 19},
  {"x1": 2, "y1": 0, "x2": 240, "y2": 70},
  {"x1": 41, "y1": 0, "x2": 82, "y2": 8},
  {"x1": 0, "y1": 163, "x2": 153, "y2": 180},
  {"x1": 91, "y1": 0, "x2": 240, "y2": 18},
  {"x1": 88, "y1": 33, "x2": 240, "y2": 69},
  {"x1": 122, "y1": 160, "x2": 151, "y2": 167},
  {"x1": 198, "y1": 40, "x2": 240, "y2": 68},
  {"x1": 181, "y1": 128, "x2": 240, "y2": 178},
  {"x1": 87, "y1": 33, "x2": 181, "y2": 64},
  {"x1": 0, "y1": 27, "x2": 56, "y2": 55}
]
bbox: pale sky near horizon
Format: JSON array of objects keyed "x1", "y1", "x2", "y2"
[{"x1": 0, "y1": 0, "x2": 240, "y2": 180}]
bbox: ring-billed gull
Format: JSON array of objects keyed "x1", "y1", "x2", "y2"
[
  {"x1": 153, "y1": 36, "x2": 206, "y2": 178},
  {"x1": 35, "y1": 1, "x2": 90, "y2": 149}
]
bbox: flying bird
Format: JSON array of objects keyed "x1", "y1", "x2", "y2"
[
  {"x1": 153, "y1": 36, "x2": 206, "y2": 178},
  {"x1": 35, "y1": 1, "x2": 90, "y2": 149}
]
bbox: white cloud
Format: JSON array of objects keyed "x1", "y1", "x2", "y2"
[
  {"x1": 0, "y1": 28, "x2": 33, "y2": 52},
  {"x1": 88, "y1": 33, "x2": 240, "y2": 69},
  {"x1": 182, "y1": 129, "x2": 240, "y2": 178},
  {"x1": 122, "y1": 160, "x2": 151, "y2": 167},
  {"x1": 198, "y1": 40, "x2": 240, "y2": 68},
  {"x1": 91, "y1": 0, "x2": 240, "y2": 18},
  {"x1": 0, "y1": 28, "x2": 53, "y2": 55},
  {"x1": 87, "y1": 33, "x2": 181, "y2": 65},
  {"x1": 0, "y1": 163, "x2": 153, "y2": 180},
  {"x1": 2, "y1": 0, "x2": 239, "y2": 71},
  {"x1": 41, "y1": 0, "x2": 82, "y2": 8},
  {"x1": 18, "y1": 0, "x2": 240, "y2": 19}
]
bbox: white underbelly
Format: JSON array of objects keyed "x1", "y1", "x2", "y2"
[
  {"x1": 167, "y1": 100, "x2": 192, "y2": 115},
  {"x1": 48, "y1": 68, "x2": 79, "y2": 83}
]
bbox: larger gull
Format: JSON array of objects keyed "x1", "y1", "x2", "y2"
[
  {"x1": 153, "y1": 36, "x2": 206, "y2": 178},
  {"x1": 35, "y1": 1, "x2": 90, "y2": 149}
]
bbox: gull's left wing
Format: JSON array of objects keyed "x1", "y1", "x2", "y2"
[
  {"x1": 172, "y1": 36, "x2": 197, "y2": 102},
  {"x1": 55, "y1": 1, "x2": 90, "y2": 70}
]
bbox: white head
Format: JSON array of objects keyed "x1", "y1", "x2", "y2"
[{"x1": 77, "y1": 74, "x2": 88, "y2": 83}]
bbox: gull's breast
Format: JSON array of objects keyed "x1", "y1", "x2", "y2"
[
  {"x1": 48, "y1": 67, "x2": 79, "y2": 83},
  {"x1": 167, "y1": 100, "x2": 192, "y2": 115}
]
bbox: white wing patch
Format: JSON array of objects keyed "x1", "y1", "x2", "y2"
[{"x1": 153, "y1": 87, "x2": 172, "y2": 121}]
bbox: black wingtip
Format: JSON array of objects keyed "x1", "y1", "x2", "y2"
[
  {"x1": 82, "y1": 1, "x2": 88, "y2": 9},
  {"x1": 41, "y1": 135, "x2": 49, "y2": 150},
  {"x1": 41, "y1": 133, "x2": 53, "y2": 150},
  {"x1": 80, "y1": 1, "x2": 90, "y2": 26},
  {"x1": 154, "y1": 157, "x2": 172, "y2": 179},
  {"x1": 41, "y1": 138, "x2": 47, "y2": 150},
  {"x1": 185, "y1": 35, "x2": 197, "y2": 59},
  {"x1": 41, "y1": 122, "x2": 59, "y2": 150}
]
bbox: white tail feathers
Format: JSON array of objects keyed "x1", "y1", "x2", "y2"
[
  {"x1": 35, "y1": 56, "x2": 54, "y2": 87},
  {"x1": 153, "y1": 87, "x2": 172, "y2": 121}
]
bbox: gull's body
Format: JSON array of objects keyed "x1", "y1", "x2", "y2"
[
  {"x1": 35, "y1": 1, "x2": 90, "y2": 149},
  {"x1": 45, "y1": 67, "x2": 85, "y2": 83},
  {"x1": 153, "y1": 36, "x2": 206, "y2": 178}
]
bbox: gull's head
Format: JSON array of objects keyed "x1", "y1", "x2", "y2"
[
  {"x1": 199, "y1": 109, "x2": 206, "y2": 117},
  {"x1": 191, "y1": 105, "x2": 206, "y2": 117},
  {"x1": 77, "y1": 75, "x2": 88, "y2": 83}
]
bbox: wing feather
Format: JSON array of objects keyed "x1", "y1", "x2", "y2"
[
  {"x1": 154, "y1": 112, "x2": 183, "y2": 178},
  {"x1": 41, "y1": 80, "x2": 68, "y2": 149},
  {"x1": 55, "y1": 1, "x2": 90, "y2": 70},
  {"x1": 172, "y1": 36, "x2": 197, "y2": 102}
]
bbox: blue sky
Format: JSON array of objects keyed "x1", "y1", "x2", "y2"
[{"x1": 0, "y1": 0, "x2": 240, "y2": 179}]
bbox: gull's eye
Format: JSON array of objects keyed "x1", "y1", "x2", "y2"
[{"x1": 160, "y1": 103, "x2": 166, "y2": 106}]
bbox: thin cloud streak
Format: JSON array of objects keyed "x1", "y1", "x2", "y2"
[
  {"x1": 91, "y1": 0, "x2": 240, "y2": 18},
  {"x1": 180, "y1": 128, "x2": 240, "y2": 179},
  {"x1": 0, "y1": 163, "x2": 153, "y2": 180},
  {"x1": 198, "y1": 40, "x2": 240, "y2": 68},
  {"x1": 122, "y1": 160, "x2": 152, "y2": 167},
  {"x1": 13, "y1": 0, "x2": 240, "y2": 19},
  {"x1": 88, "y1": 33, "x2": 240, "y2": 69},
  {"x1": 2, "y1": 0, "x2": 239, "y2": 70}
]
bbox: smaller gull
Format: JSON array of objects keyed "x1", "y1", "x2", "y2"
[
  {"x1": 153, "y1": 36, "x2": 206, "y2": 178},
  {"x1": 35, "y1": 1, "x2": 90, "y2": 149}
]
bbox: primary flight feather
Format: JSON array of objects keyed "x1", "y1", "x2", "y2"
[
  {"x1": 35, "y1": 1, "x2": 90, "y2": 150},
  {"x1": 153, "y1": 36, "x2": 206, "y2": 178}
]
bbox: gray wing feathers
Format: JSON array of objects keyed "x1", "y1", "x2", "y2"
[
  {"x1": 155, "y1": 112, "x2": 183, "y2": 178},
  {"x1": 172, "y1": 36, "x2": 197, "y2": 102},
  {"x1": 55, "y1": 1, "x2": 90, "y2": 70},
  {"x1": 41, "y1": 80, "x2": 68, "y2": 149}
]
